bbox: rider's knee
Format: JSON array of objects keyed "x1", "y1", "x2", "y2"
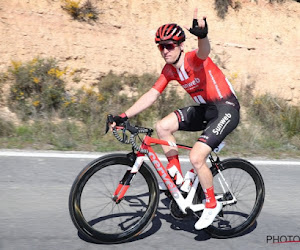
[
  {"x1": 190, "y1": 153, "x2": 207, "y2": 170},
  {"x1": 189, "y1": 143, "x2": 211, "y2": 170},
  {"x1": 155, "y1": 120, "x2": 164, "y2": 134},
  {"x1": 156, "y1": 119, "x2": 171, "y2": 135},
  {"x1": 156, "y1": 113, "x2": 179, "y2": 136}
]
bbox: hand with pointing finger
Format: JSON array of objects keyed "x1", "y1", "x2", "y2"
[{"x1": 186, "y1": 8, "x2": 208, "y2": 39}]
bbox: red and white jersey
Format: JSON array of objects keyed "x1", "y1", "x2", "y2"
[{"x1": 153, "y1": 50, "x2": 239, "y2": 106}]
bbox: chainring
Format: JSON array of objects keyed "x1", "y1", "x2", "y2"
[
  {"x1": 169, "y1": 199, "x2": 188, "y2": 220},
  {"x1": 169, "y1": 185, "x2": 206, "y2": 220}
]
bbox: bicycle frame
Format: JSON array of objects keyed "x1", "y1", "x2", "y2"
[
  {"x1": 114, "y1": 134, "x2": 207, "y2": 214},
  {"x1": 111, "y1": 120, "x2": 238, "y2": 214}
]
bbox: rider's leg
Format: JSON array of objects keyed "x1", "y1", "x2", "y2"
[
  {"x1": 156, "y1": 112, "x2": 179, "y2": 157},
  {"x1": 190, "y1": 142, "x2": 215, "y2": 204},
  {"x1": 156, "y1": 113, "x2": 183, "y2": 179},
  {"x1": 190, "y1": 141, "x2": 222, "y2": 230}
]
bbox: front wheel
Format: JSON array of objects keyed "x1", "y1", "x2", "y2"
[
  {"x1": 205, "y1": 158, "x2": 265, "y2": 238},
  {"x1": 69, "y1": 153, "x2": 160, "y2": 244}
]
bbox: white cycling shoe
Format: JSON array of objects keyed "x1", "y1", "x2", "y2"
[{"x1": 195, "y1": 201, "x2": 223, "y2": 230}]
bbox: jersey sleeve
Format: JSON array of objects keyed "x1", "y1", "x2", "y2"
[
  {"x1": 187, "y1": 49, "x2": 205, "y2": 64},
  {"x1": 152, "y1": 66, "x2": 170, "y2": 93}
]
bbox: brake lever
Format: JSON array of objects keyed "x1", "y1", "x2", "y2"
[
  {"x1": 105, "y1": 114, "x2": 114, "y2": 134},
  {"x1": 122, "y1": 127, "x2": 128, "y2": 142}
]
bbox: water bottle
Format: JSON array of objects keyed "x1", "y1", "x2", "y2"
[
  {"x1": 180, "y1": 168, "x2": 196, "y2": 192},
  {"x1": 167, "y1": 165, "x2": 184, "y2": 186}
]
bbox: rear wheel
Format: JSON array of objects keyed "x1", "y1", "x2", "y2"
[
  {"x1": 205, "y1": 158, "x2": 265, "y2": 238},
  {"x1": 69, "y1": 154, "x2": 160, "y2": 243}
]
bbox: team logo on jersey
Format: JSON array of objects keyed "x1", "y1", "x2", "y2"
[
  {"x1": 182, "y1": 78, "x2": 200, "y2": 89},
  {"x1": 212, "y1": 113, "x2": 231, "y2": 135}
]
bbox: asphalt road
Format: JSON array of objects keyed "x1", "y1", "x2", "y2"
[{"x1": 1, "y1": 150, "x2": 300, "y2": 250}]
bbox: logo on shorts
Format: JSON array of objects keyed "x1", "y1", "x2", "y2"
[
  {"x1": 198, "y1": 138, "x2": 207, "y2": 143},
  {"x1": 199, "y1": 135, "x2": 209, "y2": 140},
  {"x1": 198, "y1": 135, "x2": 209, "y2": 143},
  {"x1": 212, "y1": 113, "x2": 231, "y2": 135},
  {"x1": 225, "y1": 101, "x2": 235, "y2": 107}
]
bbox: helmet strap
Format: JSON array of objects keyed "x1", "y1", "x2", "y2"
[{"x1": 172, "y1": 49, "x2": 182, "y2": 66}]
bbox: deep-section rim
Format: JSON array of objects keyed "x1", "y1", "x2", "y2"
[
  {"x1": 69, "y1": 153, "x2": 159, "y2": 243},
  {"x1": 205, "y1": 158, "x2": 265, "y2": 238}
]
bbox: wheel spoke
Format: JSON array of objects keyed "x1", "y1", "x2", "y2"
[
  {"x1": 69, "y1": 155, "x2": 159, "y2": 243},
  {"x1": 207, "y1": 159, "x2": 265, "y2": 238}
]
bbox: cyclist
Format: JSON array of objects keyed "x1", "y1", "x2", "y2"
[{"x1": 111, "y1": 8, "x2": 240, "y2": 230}]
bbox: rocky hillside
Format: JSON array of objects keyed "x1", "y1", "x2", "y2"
[{"x1": 0, "y1": 0, "x2": 299, "y2": 105}]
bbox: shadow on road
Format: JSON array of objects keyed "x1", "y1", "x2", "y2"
[{"x1": 77, "y1": 194, "x2": 257, "y2": 245}]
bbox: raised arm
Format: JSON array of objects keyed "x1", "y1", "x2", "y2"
[
  {"x1": 186, "y1": 8, "x2": 211, "y2": 60},
  {"x1": 197, "y1": 35, "x2": 210, "y2": 60}
]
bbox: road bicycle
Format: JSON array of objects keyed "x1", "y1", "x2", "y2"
[{"x1": 69, "y1": 115, "x2": 265, "y2": 244}]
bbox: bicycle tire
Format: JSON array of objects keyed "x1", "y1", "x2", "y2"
[
  {"x1": 205, "y1": 158, "x2": 265, "y2": 238},
  {"x1": 69, "y1": 153, "x2": 160, "y2": 244}
]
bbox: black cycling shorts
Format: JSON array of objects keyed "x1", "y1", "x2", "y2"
[{"x1": 174, "y1": 104, "x2": 240, "y2": 150}]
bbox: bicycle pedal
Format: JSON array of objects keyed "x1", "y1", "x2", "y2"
[
  {"x1": 185, "y1": 207, "x2": 194, "y2": 216},
  {"x1": 218, "y1": 209, "x2": 224, "y2": 217},
  {"x1": 185, "y1": 207, "x2": 201, "y2": 219}
]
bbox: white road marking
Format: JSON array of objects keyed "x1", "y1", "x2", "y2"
[{"x1": 0, "y1": 150, "x2": 299, "y2": 165}]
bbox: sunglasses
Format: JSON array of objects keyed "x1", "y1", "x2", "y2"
[{"x1": 157, "y1": 43, "x2": 178, "y2": 52}]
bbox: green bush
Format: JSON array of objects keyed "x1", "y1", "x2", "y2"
[
  {"x1": 61, "y1": 71, "x2": 185, "y2": 130},
  {"x1": 0, "y1": 72, "x2": 9, "y2": 103},
  {"x1": 97, "y1": 71, "x2": 185, "y2": 126},
  {"x1": 6, "y1": 121, "x2": 81, "y2": 150},
  {"x1": 269, "y1": 0, "x2": 285, "y2": 3},
  {"x1": 62, "y1": 86, "x2": 103, "y2": 120},
  {"x1": 1, "y1": 65, "x2": 299, "y2": 156},
  {"x1": 0, "y1": 118, "x2": 15, "y2": 137},
  {"x1": 61, "y1": 0, "x2": 99, "y2": 23},
  {"x1": 214, "y1": 0, "x2": 296, "y2": 19},
  {"x1": 251, "y1": 94, "x2": 300, "y2": 138},
  {"x1": 214, "y1": 0, "x2": 241, "y2": 19},
  {"x1": 8, "y1": 58, "x2": 67, "y2": 119}
]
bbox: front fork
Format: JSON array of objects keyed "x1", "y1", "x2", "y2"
[{"x1": 112, "y1": 152, "x2": 144, "y2": 203}]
